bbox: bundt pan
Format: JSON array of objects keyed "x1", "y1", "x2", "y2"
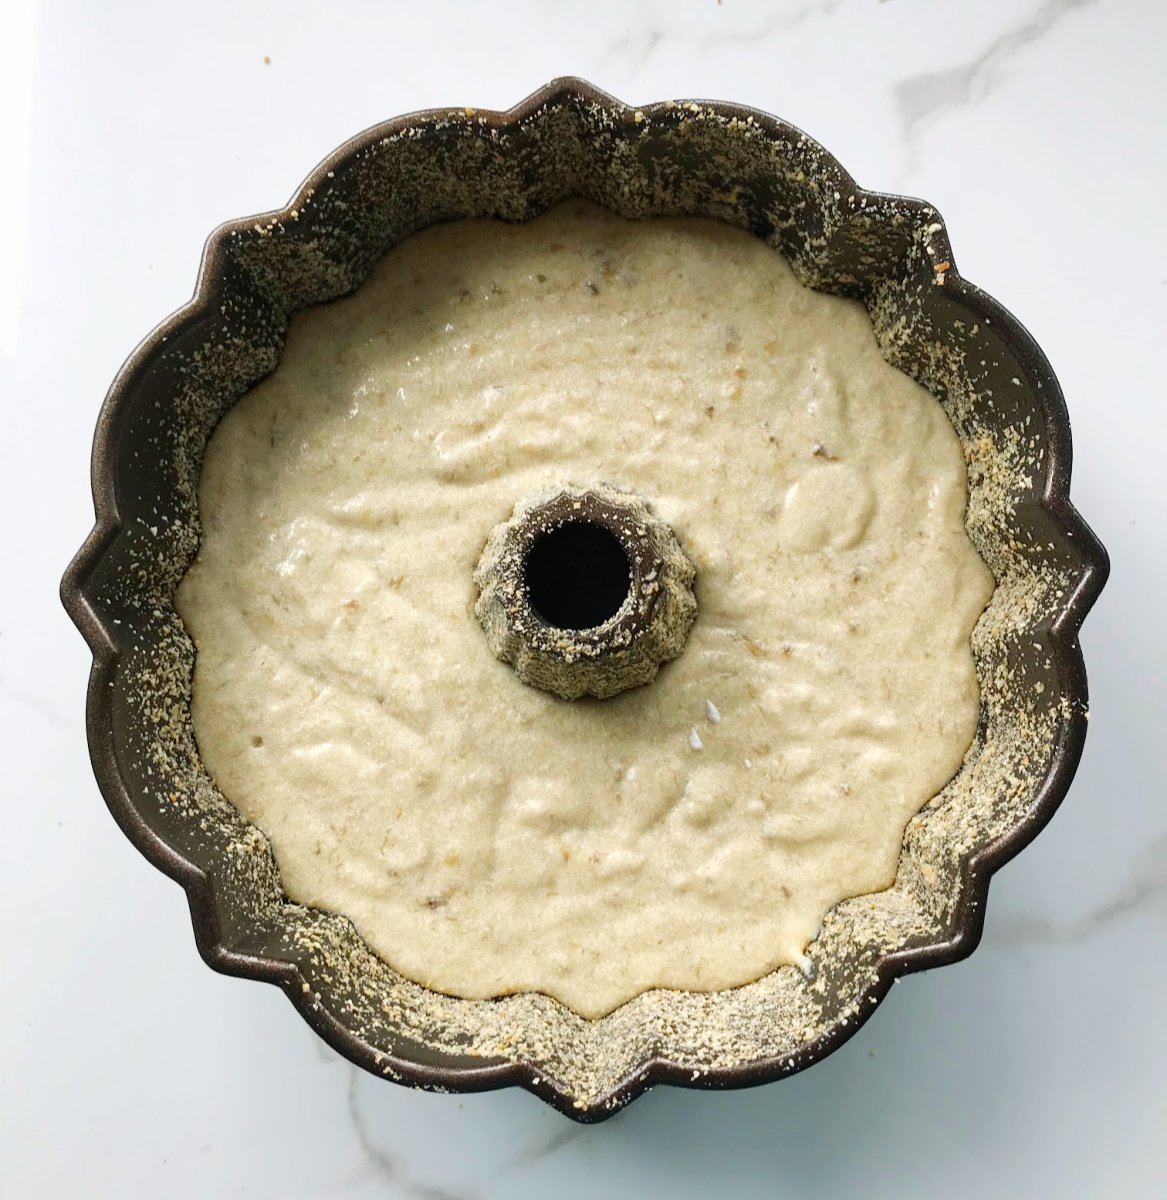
[{"x1": 61, "y1": 79, "x2": 1108, "y2": 1121}]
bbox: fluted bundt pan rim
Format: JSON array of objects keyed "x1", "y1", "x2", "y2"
[{"x1": 61, "y1": 78, "x2": 1109, "y2": 1122}]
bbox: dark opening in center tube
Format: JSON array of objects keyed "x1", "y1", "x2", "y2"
[{"x1": 523, "y1": 521, "x2": 632, "y2": 630}]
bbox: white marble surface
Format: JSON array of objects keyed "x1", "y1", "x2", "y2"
[{"x1": 2, "y1": 0, "x2": 1164, "y2": 1195}]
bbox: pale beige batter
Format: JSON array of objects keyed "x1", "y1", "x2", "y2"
[{"x1": 177, "y1": 199, "x2": 994, "y2": 1018}]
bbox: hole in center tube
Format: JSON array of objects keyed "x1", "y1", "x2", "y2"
[{"x1": 523, "y1": 520, "x2": 632, "y2": 630}]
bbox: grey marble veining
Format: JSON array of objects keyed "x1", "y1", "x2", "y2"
[
  {"x1": 347, "y1": 1070, "x2": 476, "y2": 1200},
  {"x1": 986, "y1": 835, "x2": 1167, "y2": 950},
  {"x1": 608, "y1": 0, "x2": 851, "y2": 67},
  {"x1": 893, "y1": 0, "x2": 1101, "y2": 160}
]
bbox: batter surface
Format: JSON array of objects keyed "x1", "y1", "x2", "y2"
[{"x1": 177, "y1": 199, "x2": 994, "y2": 1018}]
